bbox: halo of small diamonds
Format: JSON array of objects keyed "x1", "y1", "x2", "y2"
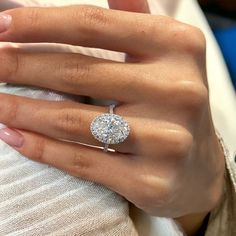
[{"x1": 90, "y1": 113, "x2": 130, "y2": 145}]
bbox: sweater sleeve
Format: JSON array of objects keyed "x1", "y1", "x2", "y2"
[{"x1": 205, "y1": 134, "x2": 236, "y2": 236}]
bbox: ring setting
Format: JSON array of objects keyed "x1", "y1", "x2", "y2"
[{"x1": 90, "y1": 104, "x2": 130, "y2": 152}]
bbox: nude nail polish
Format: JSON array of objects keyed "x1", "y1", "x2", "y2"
[
  {"x1": 0, "y1": 128, "x2": 24, "y2": 148},
  {"x1": 0, "y1": 14, "x2": 12, "y2": 33}
]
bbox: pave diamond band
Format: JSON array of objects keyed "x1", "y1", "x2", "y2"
[{"x1": 90, "y1": 104, "x2": 130, "y2": 152}]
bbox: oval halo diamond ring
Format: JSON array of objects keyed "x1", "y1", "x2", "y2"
[{"x1": 90, "y1": 104, "x2": 130, "y2": 152}]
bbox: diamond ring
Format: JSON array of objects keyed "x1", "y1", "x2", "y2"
[{"x1": 90, "y1": 104, "x2": 130, "y2": 152}]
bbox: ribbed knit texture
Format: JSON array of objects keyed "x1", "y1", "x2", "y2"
[{"x1": 0, "y1": 139, "x2": 138, "y2": 236}]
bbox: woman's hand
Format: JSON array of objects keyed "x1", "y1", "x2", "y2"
[{"x1": 0, "y1": 1, "x2": 225, "y2": 234}]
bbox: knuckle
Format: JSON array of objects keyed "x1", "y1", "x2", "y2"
[
  {"x1": 134, "y1": 177, "x2": 171, "y2": 209},
  {"x1": 167, "y1": 129, "x2": 194, "y2": 159},
  {"x1": 0, "y1": 48, "x2": 19, "y2": 83},
  {"x1": 24, "y1": 8, "x2": 41, "y2": 29},
  {"x1": 172, "y1": 24, "x2": 206, "y2": 55},
  {"x1": 55, "y1": 109, "x2": 80, "y2": 136},
  {"x1": 78, "y1": 5, "x2": 109, "y2": 37},
  {"x1": 146, "y1": 126, "x2": 193, "y2": 160},
  {"x1": 32, "y1": 138, "x2": 47, "y2": 163},
  {"x1": 0, "y1": 95, "x2": 20, "y2": 124},
  {"x1": 179, "y1": 81, "x2": 209, "y2": 111},
  {"x1": 69, "y1": 151, "x2": 91, "y2": 178},
  {"x1": 60, "y1": 60, "x2": 90, "y2": 90}
]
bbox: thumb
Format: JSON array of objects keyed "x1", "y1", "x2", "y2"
[{"x1": 108, "y1": 0, "x2": 150, "y2": 13}]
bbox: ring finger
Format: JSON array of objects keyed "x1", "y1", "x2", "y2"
[
  {"x1": 0, "y1": 93, "x2": 141, "y2": 153},
  {"x1": 0, "y1": 93, "x2": 187, "y2": 157}
]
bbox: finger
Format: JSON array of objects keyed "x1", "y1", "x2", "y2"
[
  {"x1": 5, "y1": 128, "x2": 135, "y2": 197},
  {"x1": 0, "y1": 93, "x2": 141, "y2": 153},
  {"x1": 108, "y1": 0, "x2": 150, "y2": 62},
  {"x1": 0, "y1": 6, "x2": 171, "y2": 57},
  {"x1": 108, "y1": 0, "x2": 150, "y2": 13},
  {"x1": 0, "y1": 47, "x2": 138, "y2": 102},
  {"x1": 0, "y1": 92, "x2": 191, "y2": 158}
]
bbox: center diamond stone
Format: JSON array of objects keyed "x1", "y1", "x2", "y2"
[{"x1": 90, "y1": 114, "x2": 130, "y2": 145}]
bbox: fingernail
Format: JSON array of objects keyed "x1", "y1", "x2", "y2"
[
  {"x1": 0, "y1": 14, "x2": 12, "y2": 33},
  {"x1": 0, "y1": 128, "x2": 24, "y2": 148}
]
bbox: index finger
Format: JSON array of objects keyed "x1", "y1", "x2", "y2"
[{"x1": 0, "y1": 5, "x2": 169, "y2": 57}]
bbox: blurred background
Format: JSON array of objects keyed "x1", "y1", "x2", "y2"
[{"x1": 199, "y1": 0, "x2": 236, "y2": 90}]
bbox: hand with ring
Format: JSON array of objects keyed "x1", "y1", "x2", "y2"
[{"x1": 0, "y1": 0, "x2": 225, "y2": 234}]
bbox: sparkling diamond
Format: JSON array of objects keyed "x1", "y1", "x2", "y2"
[{"x1": 90, "y1": 114, "x2": 130, "y2": 144}]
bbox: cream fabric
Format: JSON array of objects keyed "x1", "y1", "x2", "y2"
[
  {"x1": 0, "y1": 0, "x2": 235, "y2": 236},
  {"x1": 0, "y1": 143, "x2": 137, "y2": 236}
]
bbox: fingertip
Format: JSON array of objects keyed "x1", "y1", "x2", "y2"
[{"x1": 0, "y1": 127, "x2": 24, "y2": 148}]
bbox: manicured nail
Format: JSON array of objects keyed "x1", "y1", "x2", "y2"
[
  {"x1": 0, "y1": 14, "x2": 12, "y2": 33},
  {"x1": 0, "y1": 128, "x2": 24, "y2": 148}
]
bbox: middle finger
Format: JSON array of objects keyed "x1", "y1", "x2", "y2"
[{"x1": 0, "y1": 48, "x2": 138, "y2": 102}]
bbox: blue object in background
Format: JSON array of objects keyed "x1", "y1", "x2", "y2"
[{"x1": 214, "y1": 27, "x2": 236, "y2": 89}]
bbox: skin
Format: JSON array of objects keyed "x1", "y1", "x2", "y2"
[{"x1": 0, "y1": 0, "x2": 225, "y2": 235}]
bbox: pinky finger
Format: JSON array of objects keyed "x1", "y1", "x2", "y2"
[{"x1": 0, "y1": 127, "x2": 133, "y2": 196}]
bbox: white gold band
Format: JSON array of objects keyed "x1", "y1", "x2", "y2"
[{"x1": 90, "y1": 104, "x2": 130, "y2": 152}]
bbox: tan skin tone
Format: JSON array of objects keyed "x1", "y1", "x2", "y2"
[{"x1": 0, "y1": 0, "x2": 225, "y2": 235}]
